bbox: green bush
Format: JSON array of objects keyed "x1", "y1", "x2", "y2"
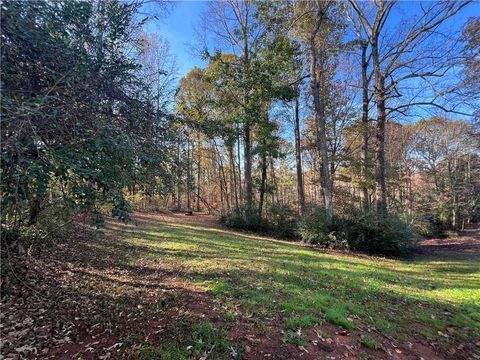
[
  {"x1": 296, "y1": 207, "x2": 349, "y2": 249},
  {"x1": 296, "y1": 207, "x2": 417, "y2": 256},
  {"x1": 346, "y1": 211, "x2": 418, "y2": 256},
  {"x1": 220, "y1": 205, "x2": 270, "y2": 233},
  {"x1": 221, "y1": 204, "x2": 298, "y2": 239},
  {"x1": 223, "y1": 204, "x2": 417, "y2": 257},
  {"x1": 266, "y1": 204, "x2": 297, "y2": 238}
]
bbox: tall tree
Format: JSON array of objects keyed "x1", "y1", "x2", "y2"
[
  {"x1": 349, "y1": 0, "x2": 470, "y2": 212},
  {"x1": 293, "y1": 89, "x2": 306, "y2": 213},
  {"x1": 202, "y1": 0, "x2": 259, "y2": 209},
  {"x1": 294, "y1": 1, "x2": 345, "y2": 217}
]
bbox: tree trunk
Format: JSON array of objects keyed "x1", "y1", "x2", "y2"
[
  {"x1": 244, "y1": 123, "x2": 253, "y2": 209},
  {"x1": 28, "y1": 198, "x2": 41, "y2": 225},
  {"x1": 360, "y1": 41, "x2": 370, "y2": 212},
  {"x1": 270, "y1": 161, "x2": 278, "y2": 205},
  {"x1": 374, "y1": 93, "x2": 387, "y2": 213},
  {"x1": 213, "y1": 141, "x2": 229, "y2": 210},
  {"x1": 372, "y1": 37, "x2": 387, "y2": 213},
  {"x1": 294, "y1": 93, "x2": 306, "y2": 214},
  {"x1": 310, "y1": 20, "x2": 332, "y2": 218},
  {"x1": 196, "y1": 139, "x2": 201, "y2": 212},
  {"x1": 330, "y1": 160, "x2": 335, "y2": 199},
  {"x1": 258, "y1": 153, "x2": 267, "y2": 216},
  {"x1": 236, "y1": 130, "x2": 243, "y2": 203},
  {"x1": 176, "y1": 142, "x2": 181, "y2": 210},
  {"x1": 187, "y1": 140, "x2": 192, "y2": 211},
  {"x1": 227, "y1": 144, "x2": 239, "y2": 210},
  {"x1": 242, "y1": 24, "x2": 253, "y2": 210}
]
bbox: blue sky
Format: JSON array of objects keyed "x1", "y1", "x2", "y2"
[
  {"x1": 146, "y1": 1, "x2": 208, "y2": 77},
  {"x1": 144, "y1": 1, "x2": 479, "y2": 126},
  {"x1": 149, "y1": 1, "x2": 479, "y2": 77}
]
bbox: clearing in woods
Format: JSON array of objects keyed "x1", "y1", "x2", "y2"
[{"x1": 2, "y1": 212, "x2": 480, "y2": 359}]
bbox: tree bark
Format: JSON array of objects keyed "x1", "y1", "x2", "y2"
[
  {"x1": 186, "y1": 140, "x2": 192, "y2": 211},
  {"x1": 258, "y1": 153, "x2": 267, "y2": 216},
  {"x1": 227, "y1": 144, "x2": 239, "y2": 210},
  {"x1": 242, "y1": 16, "x2": 253, "y2": 210},
  {"x1": 360, "y1": 41, "x2": 370, "y2": 212},
  {"x1": 244, "y1": 123, "x2": 253, "y2": 208},
  {"x1": 294, "y1": 93, "x2": 306, "y2": 214},
  {"x1": 176, "y1": 142, "x2": 181, "y2": 210},
  {"x1": 236, "y1": 129, "x2": 243, "y2": 203},
  {"x1": 372, "y1": 34, "x2": 387, "y2": 213},
  {"x1": 309, "y1": 9, "x2": 332, "y2": 218},
  {"x1": 196, "y1": 139, "x2": 201, "y2": 212},
  {"x1": 270, "y1": 160, "x2": 278, "y2": 205},
  {"x1": 213, "y1": 141, "x2": 229, "y2": 210},
  {"x1": 28, "y1": 198, "x2": 41, "y2": 225}
]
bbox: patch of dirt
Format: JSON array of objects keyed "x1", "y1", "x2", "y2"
[
  {"x1": 1, "y1": 214, "x2": 478, "y2": 359},
  {"x1": 418, "y1": 224, "x2": 480, "y2": 253},
  {"x1": 226, "y1": 315, "x2": 458, "y2": 360}
]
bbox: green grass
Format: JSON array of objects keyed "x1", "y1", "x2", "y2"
[
  {"x1": 325, "y1": 304, "x2": 354, "y2": 329},
  {"x1": 191, "y1": 322, "x2": 229, "y2": 357},
  {"x1": 136, "y1": 319, "x2": 231, "y2": 359},
  {"x1": 283, "y1": 330, "x2": 306, "y2": 346},
  {"x1": 285, "y1": 315, "x2": 321, "y2": 329},
  {"x1": 139, "y1": 344, "x2": 188, "y2": 360},
  {"x1": 106, "y1": 218, "x2": 480, "y2": 346},
  {"x1": 360, "y1": 334, "x2": 377, "y2": 349}
]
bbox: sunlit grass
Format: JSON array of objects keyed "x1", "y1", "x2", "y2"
[{"x1": 107, "y1": 219, "x2": 480, "y2": 345}]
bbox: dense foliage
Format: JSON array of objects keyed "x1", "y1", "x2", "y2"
[
  {"x1": 296, "y1": 207, "x2": 349, "y2": 249},
  {"x1": 1, "y1": 0, "x2": 176, "y2": 239},
  {"x1": 220, "y1": 203, "x2": 297, "y2": 238},
  {"x1": 223, "y1": 205, "x2": 418, "y2": 256}
]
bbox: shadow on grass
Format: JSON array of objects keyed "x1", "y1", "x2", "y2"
[{"x1": 80, "y1": 218, "x2": 480, "y2": 345}]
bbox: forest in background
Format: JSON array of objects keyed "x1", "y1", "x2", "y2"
[{"x1": 2, "y1": 0, "x2": 480, "y2": 256}]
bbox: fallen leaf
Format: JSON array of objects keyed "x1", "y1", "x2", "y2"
[{"x1": 299, "y1": 346, "x2": 308, "y2": 352}]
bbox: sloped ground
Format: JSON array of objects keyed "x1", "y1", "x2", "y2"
[{"x1": 1, "y1": 212, "x2": 479, "y2": 359}]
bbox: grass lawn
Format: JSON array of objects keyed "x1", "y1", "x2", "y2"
[
  {"x1": 99, "y1": 213, "x2": 480, "y2": 359},
  {"x1": 5, "y1": 213, "x2": 478, "y2": 359}
]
